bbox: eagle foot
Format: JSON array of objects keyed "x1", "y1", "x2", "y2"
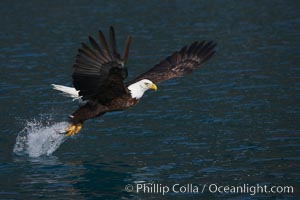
[{"x1": 65, "y1": 123, "x2": 83, "y2": 136}]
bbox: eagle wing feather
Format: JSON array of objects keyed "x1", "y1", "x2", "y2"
[
  {"x1": 126, "y1": 41, "x2": 216, "y2": 85},
  {"x1": 72, "y1": 27, "x2": 131, "y2": 103}
]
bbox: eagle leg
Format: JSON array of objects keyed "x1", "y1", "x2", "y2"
[{"x1": 65, "y1": 122, "x2": 83, "y2": 136}]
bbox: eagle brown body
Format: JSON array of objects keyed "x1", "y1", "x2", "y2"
[
  {"x1": 70, "y1": 94, "x2": 138, "y2": 124},
  {"x1": 57, "y1": 26, "x2": 216, "y2": 136}
]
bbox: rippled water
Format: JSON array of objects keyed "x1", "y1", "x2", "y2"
[{"x1": 1, "y1": 1, "x2": 299, "y2": 199}]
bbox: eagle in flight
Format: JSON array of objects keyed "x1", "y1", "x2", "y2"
[{"x1": 52, "y1": 27, "x2": 216, "y2": 136}]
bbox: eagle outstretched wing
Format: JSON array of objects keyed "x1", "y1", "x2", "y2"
[
  {"x1": 73, "y1": 26, "x2": 131, "y2": 103},
  {"x1": 126, "y1": 41, "x2": 216, "y2": 85}
]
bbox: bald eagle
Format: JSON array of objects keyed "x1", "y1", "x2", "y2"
[{"x1": 52, "y1": 27, "x2": 216, "y2": 136}]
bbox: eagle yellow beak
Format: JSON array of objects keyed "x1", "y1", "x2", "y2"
[{"x1": 149, "y1": 83, "x2": 158, "y2": 91}]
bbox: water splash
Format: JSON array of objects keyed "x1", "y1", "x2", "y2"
[{"x1": 13, "y1": 118, "x2": 69, "y2": 157}]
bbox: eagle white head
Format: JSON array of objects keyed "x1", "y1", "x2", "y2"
[{"x1": 128, "y1": 79, "x2": 158, "y2": 99}]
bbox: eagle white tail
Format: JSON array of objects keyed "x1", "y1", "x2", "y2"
[{"x1": 51, "y1": 84, "x2": 80, "y2": 101}]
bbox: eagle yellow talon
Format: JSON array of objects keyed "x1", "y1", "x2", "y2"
[{"x1": 65, "y1": 123, "x2": 82, "y2": 136}]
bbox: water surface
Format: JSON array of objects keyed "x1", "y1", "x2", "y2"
[{"x1": 1, "y1": 1, "x2": 299, "y2": 199}]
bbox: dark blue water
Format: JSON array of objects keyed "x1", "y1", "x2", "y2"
[{"x1": 1, "y1": 1, "x2": 299, "y2": 199}]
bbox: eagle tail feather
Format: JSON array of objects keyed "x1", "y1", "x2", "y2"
[{"x1": 51, "y1": 84, "x2": 80, "y2": 101}]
